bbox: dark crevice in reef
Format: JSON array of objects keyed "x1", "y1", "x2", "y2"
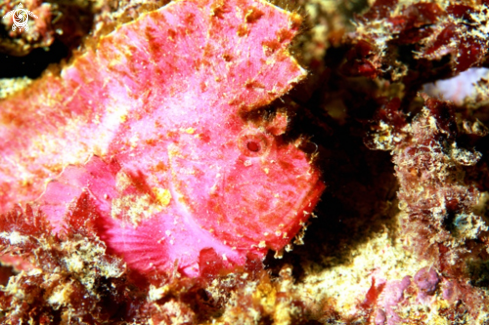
[
  {"x1": 0, "y1": 1, "x2": 95, "y2": 79},
  {"x1": 467, "y1": 259, "x2": 489, "y2": 288},
  {"x1": 264, "y1": 61, "x2": 400, "y2": 281},
  {"x1": 264, "y1": 141, "x2": 398, "y2": 281},
  {"x1": 0, "y1": 39, "x2": 69, "y2": 79}
]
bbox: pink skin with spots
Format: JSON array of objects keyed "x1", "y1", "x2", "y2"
[{"x1": 0, "y1": 0, "x2": 324, "y2": 277}]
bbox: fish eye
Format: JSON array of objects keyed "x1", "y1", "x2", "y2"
[
  {"x1": 246, "y1": 140, "x2": 261, "y2": 152},
  {"x1": 238, "y1": 131, "x2": 271, "y2": 157}
]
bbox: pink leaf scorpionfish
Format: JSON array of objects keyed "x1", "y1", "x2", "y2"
[{"x1": 0, "y1": 0, "x2": 325, "y2": 277}]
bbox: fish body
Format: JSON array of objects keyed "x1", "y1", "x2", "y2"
[{"x1": 0, "y1": 0, "x2": 324, "y2": 276}]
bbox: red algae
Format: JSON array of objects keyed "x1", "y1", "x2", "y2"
[{"x1": 344, "y1": 0, "x2": 489, "y2": 82}]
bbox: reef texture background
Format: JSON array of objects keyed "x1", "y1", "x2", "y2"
[{"x1": 2, "y1": 0, "x2": 489, "y2": 324}]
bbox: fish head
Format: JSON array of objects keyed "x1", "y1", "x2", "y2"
[{"x1": 168, "y1": 109, "x2": 325, "y2": 254}]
